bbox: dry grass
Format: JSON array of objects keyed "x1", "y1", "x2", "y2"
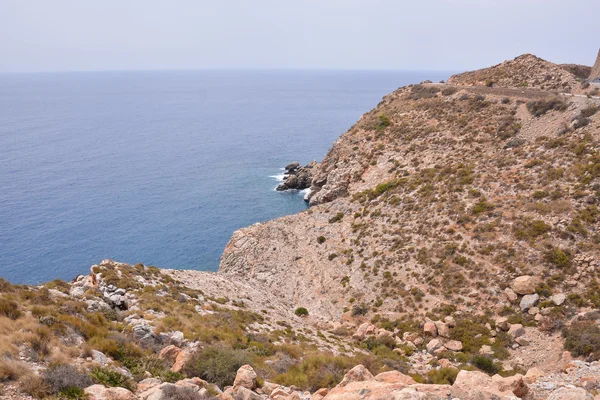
[{"x1": 0, "y1": 358, "x2": 30, "y2": 382}]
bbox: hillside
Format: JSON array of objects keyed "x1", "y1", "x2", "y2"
[{"x1": 2, "y1": 54, "x2": 600, "y2": 400}]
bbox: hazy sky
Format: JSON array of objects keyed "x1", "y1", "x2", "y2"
[{"x1": 1, "y1": 0, "x2": 598, "y2": 73}]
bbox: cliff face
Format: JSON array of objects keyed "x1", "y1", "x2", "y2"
[{"x1": 590, "y1": 48, "x2": 600, "y2": 81}]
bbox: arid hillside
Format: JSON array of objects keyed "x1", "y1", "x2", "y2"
[{"x1": 2, "y1": 54, "x2": 600, "y2": 400}]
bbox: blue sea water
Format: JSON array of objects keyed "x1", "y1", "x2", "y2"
[{"x1": 0, "y1": 70, "x2": 450, "y2": 284}]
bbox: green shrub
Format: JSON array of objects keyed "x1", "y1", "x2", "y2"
[
  {"x1": 351, "y1": 304, "x2": 369, "y2": 317},
  {"x1": 563, "y1": 322, "x2": 600, "y2": 360},
  {"x1": 328, "y1": 212, "x2": 344, "y2": 223},
  {"x1": 471, "y1": 355, "x2": 500, "y2": 375},
  {"x1": 316, "y1": 236, "x2": 326, "y2": 244},
  {"x1": 295, "y1": 307, "x2": 309, "y2": 317},
  {"x1": 183, "y1": 347, "x2": 251, "y2": 389},
  {"x1": 427, "y1": 367, "x2": 459, "y2": 384},
  {"x1": 408, "y1": 84, "x2": 440, "y2": 100},
  {"x1": 526, "y1": 97, "x2": 568, "y2": 117},
  {"x1": 547, "y1": 248, "x2": 570, "y2": 268},
  {"x1": 471, "y1": 200, "x2": 494, "y2": 215},
  {"x1": 89, "y1": 367, "x2": 135, "y2": 391},
  {"x1": 376, "y1": 115, "x2": 391, "y2": 130}
]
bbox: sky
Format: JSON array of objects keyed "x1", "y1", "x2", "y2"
[{"x1": 0, "y1": 0, "x2": 598, "y2": 73}]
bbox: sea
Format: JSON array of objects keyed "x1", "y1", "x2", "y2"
[{"x1": 0, "y1": 70, "x2": 450, "y2": 284}]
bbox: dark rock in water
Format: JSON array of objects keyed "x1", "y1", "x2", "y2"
[
  {"x1": 276, "y1": 161, "x2": 318, "y2": 192},
  {"x1": 285, "y1": 161, "x2": 300, "y2": 171}
]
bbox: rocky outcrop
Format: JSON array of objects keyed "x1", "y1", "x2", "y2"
[
  {"x1": 589, "y1": 48, "x2": 600, "y2": 82},
  {"x1": 276, "y1": 161, "x2": 317, "y2": 192}
]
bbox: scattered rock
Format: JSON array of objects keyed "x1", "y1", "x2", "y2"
[
  {"x1": 520, "y1": 293, "x2": 540, "y2": 311},
  {"x1": 233, "y1": 365, "x2": 257, "y2": 390},
  {"x1": 338, "y1": 365, "x2": 374, "y2": 387},
  {"x1": 423, "y1": 321, "x2": 438, "y2": 337},
  {"x1": 512, "y1": 276, "x2": 540, "y2": 295},
  {"x1": 85, "y1": 385, "x2": 135, "y2": 400}
]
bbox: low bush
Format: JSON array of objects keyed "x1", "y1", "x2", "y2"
[
  {"x1": 427, "y1": 367, "x2": 459, "y2": 384},
  {"x1": 43, "y1": 364, "x2": 93, "y2": 395},
  {"x1": 0, "y1": 358, "x2": 30, "y2": 382},
  {"x1": 89, "y1": 367, "x2": 135, "y2": 391},
  {"x1": 408, "y1": 84, "x2": 440, "y2": 100},
  {"x1": 183, "y1": 346, "x2": 251, "y2": 389},
  {"x1": 294, "y1": 307, "x2": 309, "y2": 317},
  {"x1": 471, "y1": 354, "x2": 500, "y2": 375},
  {"x1": 316, "y1": 236, "x2": 326, "y2": 244},
  {"x1": 0, "y1": 299, "x2": 22, "y2": 320},
  {"x1": 328, "y1": 212, "x2": 344, "y2": 223},
  {"x1": 563, "y1": 321, "x2": 600, "y2": 360},
  {"x1": 526, "y1": 97, "x2": 568, "y2": 117}
]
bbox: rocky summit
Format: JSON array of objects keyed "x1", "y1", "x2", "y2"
[{"x1": 2, "y1": 53, "x2": 600, "y2": 399}]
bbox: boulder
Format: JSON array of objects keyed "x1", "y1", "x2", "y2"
[
  {"x1": 172, "y1": 350, "x2": 191, "y2": 373},
  {"x1": 435, "y1": 321, "x2": 450, "y2": 338},
  {"x1": 444, "y1": 340, "x2": 463, "y2": 352},
  {"x1": 451, "y1": 370, "x2": 527, "y2": 400},
  {"x1": 551, "y1": 293, "x2": 567, "y2": 306},
  {"x1": 231, "y1": 386, "x2": 262, "y2": 400},
  {"x1": 547, "y1": 387, "x2": 593, "y2": 400},
  {"x1": 504, "y1": 288, "x2": 518, "y2": 302},
  {"x1": 512, "y1": 276, "x2": 540, "y2": 295},
  {"x1": 137, "y1": 378, "x2": 162, "y2": 393},
  {"x1": 523, "y1": 367, "x2": 545, "y2": 384},
  {"x1": 508, "y1": 324, "x2": 525, "y2": 339},
  {"x1": 139, "y1": 382, "x2": 207, "y2": 400},
  {"x1": 423, "y1": 321, "x2": 438, "y2": 337},
  {"x1": 520, "y1": 293, "x2": 539, "y2": 311},
  {"x1": 479, "y1": 345, "x2": 494, "y2": 355},
  {"x1": 92, "y1": 350, "x2": 111, "y2": 366},
  {"x1": 233, "y1": 365, "x2": 257, "y2": 390},
  {"x1": 338, "y1": 365, "x2": 374, "y2": 387},
  {"x1": 285, "y1": 162, "x2": 300, "y2": 171},
  {"x1": 158, "y1": 345, "x2": 182, "y2": 365},
  {"x1": 373, "y1": 371, "x2": 416, "y2": 385},
  {"x1": 84, "y1": 385, "x2": 135, "y2": 400},
  {"x1": 495, "y1": 317, "x2": 510, "y2": 331},
  {"x1": 426, "y1": 338, "x2": 443, "y2": 353}
]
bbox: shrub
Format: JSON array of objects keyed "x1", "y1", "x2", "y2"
[
  {"x1": 273, "y1": 354, "x2": 358, "y2": 391},
  {"x1": 19, "y1": 374, "x2": 50, "y2": 399},
  {"x1": 580, "y1": 105, "x2": 599, "y2": 118},
  {"x1": 351, "y1": 304, "x2": 369, "y2": 317},
  {"x1": 408, "y1": 84, "x2": 440, "y2": 100},
  {"x1": 471, "y1": 355, "x2": 500, "y2": 375},
  {"x1": 376, "y1": 115, "x2": 391, "y2": 130},
  {"x1": 183, "y1": 347, "x2": 251, "y2": 389},
  {"x1": 0, "y1": 299, "x2": 22, "y2": 320},
  {"x1": 471, "y1": 200, "x2": 494, "y2": 215},
  {"x1": 427, "y1": 367, "x2": 459, "y2": 384},
  {"x1": 316, "y1": 236, "x2": 326, "y2": 244},
  {"x1": 563, "y1": 322, "x2": 600, "y2": 360},
  {"x1": 547, "y1": 248, "x2": 570, "y2": 268},
  {"x1": 526, "y1": 97, "x2": 568, "y2": 117},
  {"x1": 295, "y1": 307, "x2": 309, "y2": 317},
  {"x1": 0, "y1": 358, "x2": 30, "y2": 382},
  {"x1": 328, "y1": 212, "x2": 344, "y2": 223},
  {"x1": 89, "y1": 367, "x2": 135, "y2": 391},
  {"x1": 161, "y1": 384, "x2": 205, "y2": 400},
  {"x1": 43, "y1": 364, "x2": 93, "y2": 395},
  {"x1": 442, "y1": 87, "x2": 458, "y2": 96}
]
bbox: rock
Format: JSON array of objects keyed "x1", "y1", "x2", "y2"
[
  {"x1": 451, "y1": 370, "x2": 527, "y2": 400},
  {"x1": 85, "y1": 385, "x2": 135, "y2": 400},
  {"x1": 285, "y1": 162, "x2": 300, "y2": 171},
  {"x1": 515, "y1": 337, "x2": 529, "y2": 346},
  {"x1": 402, "y1": 331, "x2": 420, "y2": 343},
  {"x1": 524, "y1": 367, "x2": 545, "y2": 384},
  {"x1": 496, "y1": 317, "x2": 510, "y2": 331},
  {"x1": 352, "y1": 322, "x2": 373, "y2": 340},
  {"x1": 311, "y1": 388, "x2": 328, "y2": 400},
  {"x1": 139, "y1": 382, "x2": 206, "y2": 400},
  {"x1": 479, "y1": 345, "x2": 494, "y2": 355},
  {"x1": 444, "y1": 316, "x2": 456, "y2": 327},
  {"x1": 233, "y1": 365, "x2": 257, "y2": 390},
  {"x1": 504, "y1": 288, "x2": 518, "y2": 302},
  {"x1": 231, "y1": 386, "x2": 262, "y2": 400},
  {"x1": 137, "y1": 378, "x2": 162, "y2": 393},
  {"x1": 444, "y1": 340, "x2": 463, "y2": 352},
  {"x1": 551, "y1": 293, "x2": 567, "y2": 306},
  {"x1": 528, "y1": 306, "x2": 539, "y2": 315},
  {"x1": 512, "y1": 276, "x2": 540, "y2": 295},
  {"x1": 133, "y1": 324, "x2": 161, "y2": 347},
  {"x1": 423, "y1": 321, "x2": 438, "y2": 337},
  {"x1": 172, "y1": 350, "x2": 190, "y2": 373},
  {"x1": 373, "y1": 371, "x2": 416, "y2": 385},
  {"x1": 434, "y1": 321, "x2": 450, "y2": 338},
  {"x1": 508, "y1": 324, "x2": 525, "y2": 338},
  {"x1": 338, "y1": 365, "x2": 374, "y2": 387},
  {"x1": 158, "y1": 345, "x2": 182, "y2": 365},
  {"x1": 92, "y1": 350, "x2": 111, "y2": 366},
  {"x1": 520, "y1": 293, "x2": 539, "y2": 311},
  {"x1": 547, "y1": 387, "x2": 593, "y2": 400},
  {"x1": 426, "y1": 338, "x2": 443, "y2": 353}
]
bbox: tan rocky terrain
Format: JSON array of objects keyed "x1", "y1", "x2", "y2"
[{"x1": 2, "y1": 53, "x2": 600, "y2": 399}]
